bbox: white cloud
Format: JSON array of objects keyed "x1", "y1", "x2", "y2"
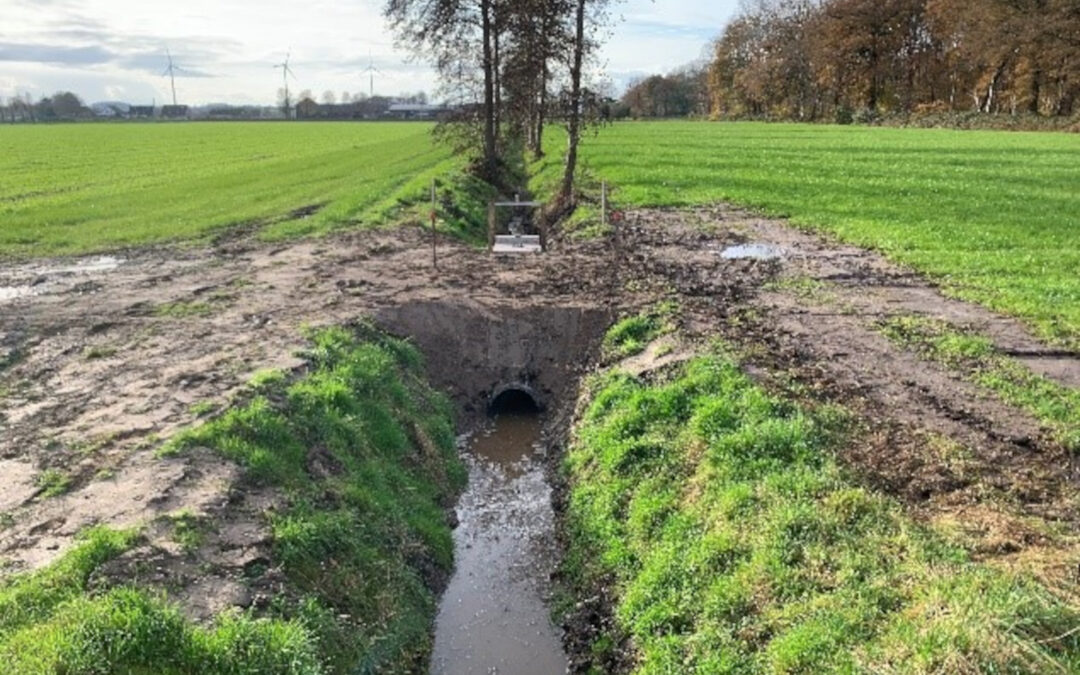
[{"x1": 0, "y1": 0, "x2": 739, "y2": 104}]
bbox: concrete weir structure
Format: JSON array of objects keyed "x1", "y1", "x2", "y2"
[
  {"x1": 492, "y1": 234, "x2": 543, "y2": 254},
  {"x1": 375, "y1": 300, "x2": 609, "y2": 420}
]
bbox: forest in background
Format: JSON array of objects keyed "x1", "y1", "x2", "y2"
[{"x1": 621, "y1": 0, "x2": 1080, "y2": 126}]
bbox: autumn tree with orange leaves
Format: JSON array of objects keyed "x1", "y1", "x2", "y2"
[{"x1": 708, "y1": 0, "x2": 1080, "y2": 121}]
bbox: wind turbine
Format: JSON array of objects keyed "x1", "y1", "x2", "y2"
[
  {"x1": 363, "y1": 52, "x2": 382, "y2": 99},
  {"x1": 162, "y1": 48, "x2": 179, "y2": 106},
  {"x1": 274, "y1": 50, "x2": 296, "y2": 118}
]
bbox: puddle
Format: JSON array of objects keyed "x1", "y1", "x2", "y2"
[
  {"x1": 431, "y1": 412, "x2": 567, "y2": 674},
  {"x1": 0, "y1": 286, "x2": 36, "y2": 302},
  {"x1": 720, "y1": 243, "x2": 784, "y2": 260},
  {"x1": 0, "y1": 256, "x2": 125, "y2": 304},
  {"x1": 38, "y1": 255, "x2": 124, "y2": 276}
]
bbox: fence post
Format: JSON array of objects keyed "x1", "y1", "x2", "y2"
[
  {"x1": 601, "y1": 180, "x2": 608, "y2": 229},
  {"x1": 431, "y1": 179, "x2": 438, "y2": 269},
  {"x1": 487, "y1": 201, "x2": 496, "y2": 251}
]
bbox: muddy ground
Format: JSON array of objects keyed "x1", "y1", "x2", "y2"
[{"x1": 1, "y1": 205, "x2": 1078, "y2": 660}]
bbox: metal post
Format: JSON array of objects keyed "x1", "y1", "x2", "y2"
[
  {"x1": 601, "y1": 181, "x2": 608, "y2": 229},
  {"x1": 431, "y1": 179, "x2": 438, "y2": 269},
  {"x1": 613, "y1": 206, "x2": 619, "y2": 259}
]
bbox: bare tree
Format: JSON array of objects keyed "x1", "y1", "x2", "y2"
[
  {"x1": 559, "y1": 0, "x2": 619, "y2": 205},
  {"x1": 501, "y1": 0, "x2": 573, "y2": 158},
  {"x1": 386, "y1": 0, "x2": 501, "y2": 177}
]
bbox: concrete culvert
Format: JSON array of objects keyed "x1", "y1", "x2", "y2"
[{"x1": 488, "y1": 384, "x2": 543, "y2": 415}]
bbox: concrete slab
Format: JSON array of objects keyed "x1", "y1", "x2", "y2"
[{"x1": 492, "y1": 235, "x2": 543, "y2": 254}]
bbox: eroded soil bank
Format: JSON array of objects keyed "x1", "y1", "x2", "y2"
[{"x1": 1, "y1": 205, "x2": 1078, "y2": 670}]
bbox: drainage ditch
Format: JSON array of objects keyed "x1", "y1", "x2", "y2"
[
  {"x1": 430, "y1": 390, "x2": 567, "y2": 674},
  {"x1": 375, "y1": 301, "x2": 608, "y2": 673}
]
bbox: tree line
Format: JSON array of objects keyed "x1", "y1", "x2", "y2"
[
  {"x1": 385, "y1": 0, "x2": 618, "y2": 207},
  {"x1": 709, "y1": 0, "x2": 1080, "y2": 121},
  {"x1": 620, "y1": 68, "x2": 710, "y2": 119},
  {"x1": 615, "y1": 0, "x2": 1080, "y2": 123},
  {"x1": 1, "y1": 92, "x2": 89, "y2": 123}
]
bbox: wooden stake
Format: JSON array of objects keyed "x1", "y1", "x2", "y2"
[
  {"x1": 601, "y1": 180, "x2": 607, "y2": 228},
  {"x1": 431, "y1": 179, "x2": 438, "y2": 269}
]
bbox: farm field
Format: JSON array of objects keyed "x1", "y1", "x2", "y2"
[
  {"x1": 575, "y1": 121, "x2": 1080, "y2": 348},
  {"x1": 0, "y1": 122, "x2": 454, "y2": 257}
]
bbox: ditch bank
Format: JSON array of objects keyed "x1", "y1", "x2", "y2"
[
  {"x1": 1, "y1": 204, "x2": 1078, "y2": 672},
  {"x1": 557, "y1": 327, "x2": 1080, "y2": 673}
]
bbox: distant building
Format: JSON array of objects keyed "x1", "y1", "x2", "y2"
[
  {"x1": 129, "y1": 106, "x2": 155, "y2": 119},
  {"x1": 300, "y1": 102, "x2": 362, "y2": 120},
  {"x1": 91, "y1": 102, "x2": 131, "y2": 118},
  {"x1": 161, "y1": 105, "x2": 189, "y2": 119},
  {"x1": 386, "y1": 103, "x2": 449, "y2": 120},
  {"x1": 203, "y1": 105, "x2": 268, "y2": 120}
]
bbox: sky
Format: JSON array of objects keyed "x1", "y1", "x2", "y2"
[{"x1": 0, "y1": 0, "x2": 738, "y2": 106}]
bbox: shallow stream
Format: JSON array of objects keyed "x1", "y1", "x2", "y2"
[{"x1": 430, "y1": 411, "x2": 568, "y2": 674}]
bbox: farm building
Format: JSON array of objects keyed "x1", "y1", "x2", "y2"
[
  {"x1": 91, "y1": 102, "x2": 130, "y2": 118},
  {"x1": 386, "y1": 103, "x2": 449, "y2": 120},
  {"x1": 161, "y1": 105, "x2": 189, "y2": 119}
]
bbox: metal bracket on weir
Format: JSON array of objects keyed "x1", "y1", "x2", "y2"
[{"x1": 488, "y1": 196, "x2": 546, "y2": 254}]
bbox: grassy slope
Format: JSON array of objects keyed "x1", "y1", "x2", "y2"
[
  {"x1": 0, "y1": 122, "x2": 455, "y2": 257},
  {"x1": 562, "y1": 328, "x2": 1080, "y2": 673},
  {"x1": 573, "y1": 121, "x2": 1080, "y2": 348},
  {"x1": 0, "y1": 528, "x2": 321, "y2": 674},
  {"x1": 0, "y1": 325, "x2": 465, "y2": 673}
]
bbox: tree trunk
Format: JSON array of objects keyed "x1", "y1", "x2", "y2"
[
  {"x1": 1029, "y1": 67, "x2": 1042, "y2": 115},
  {"x1": 535, "y1": 61, "x2": 548, "y2": 160},
  {"x1": 559, "y1": 0, "x2": 586, "y2": 205},
  {"x1": 867, "y1": 47, "x2": 879, "y2": 111},
  {"x1": 981, "y1": 61, "x2": 1006, "y2": 113},
  {"x1": 493, "y1": 10, "x2": 502, "y2": 145},
  {"x1": 1056, "y1": 79, "x2": 1074, "y2": 116},
  {"x1": 480, "y1": 0, "x2": 498, "y2": 178}
]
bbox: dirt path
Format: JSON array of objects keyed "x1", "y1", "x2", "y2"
[{"x1": 1, "y1": 205, "x2": 1077, "y2": 620}]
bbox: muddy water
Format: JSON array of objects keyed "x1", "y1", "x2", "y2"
[
  {"x1": 431, "y1": 414, "x2": 567, "y2": 674},
  {"x1": 0, "y1": 255, "x2": 125, "y2": 305},
  {"x1": 0, "y1": 286, "x2": 35, "y2": 302},
  {"x1": 721, "y1": 243, "x2": 784, "y2": 260}
]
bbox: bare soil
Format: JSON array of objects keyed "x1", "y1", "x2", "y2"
[{"x1": 1, "y1": 205, "x2": 1077, "y2": 647}]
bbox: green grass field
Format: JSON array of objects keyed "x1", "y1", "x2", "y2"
[
  {"x1": 570, "y1": 122, "x2": 1080, "y2": 348},
  {"x1": 0, "y1": 122, "x2": 454, "y2": 257}
]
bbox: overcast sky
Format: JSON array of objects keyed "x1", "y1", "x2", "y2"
[{"x1": 0, "y1": 0, "x2": 738, "y2": 105}]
